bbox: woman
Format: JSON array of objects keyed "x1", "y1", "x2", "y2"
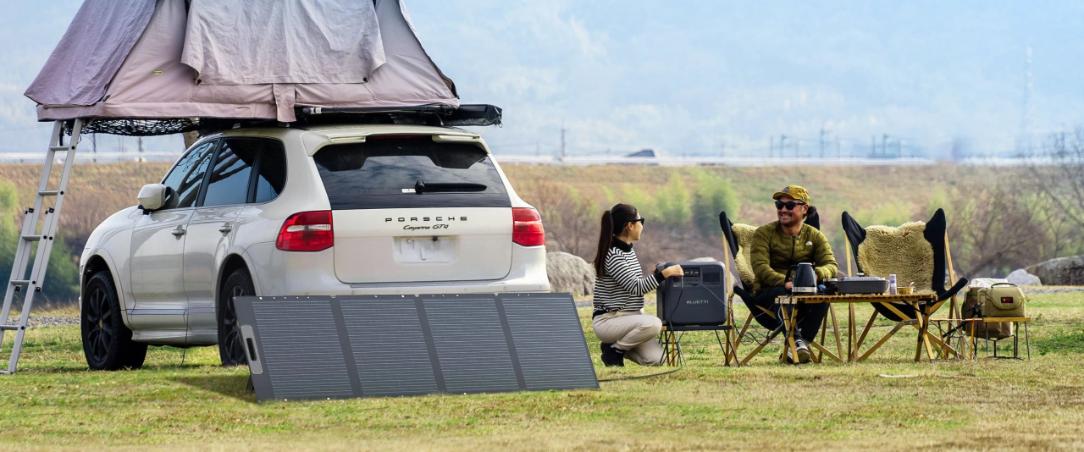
[{"x1": 592, "y1": 203, "x2": 683, "y2": 367}]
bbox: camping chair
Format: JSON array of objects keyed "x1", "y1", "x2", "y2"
[
  {"x1": 720, "y1": 210, "x2": 841, "y2": 365},
  {"x1": 840, "y1": 208, "x2": 969, "y2": 361}
]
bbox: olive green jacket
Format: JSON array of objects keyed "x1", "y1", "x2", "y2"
[{"x1": 750, "y1": 221, "x2": 838, "y2": 288}]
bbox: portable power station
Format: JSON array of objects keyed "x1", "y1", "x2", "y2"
[{"x1": 655, "y1": 260, "x2": 728, "y2": 328}]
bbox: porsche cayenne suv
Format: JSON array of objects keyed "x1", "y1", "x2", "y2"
[{"x1": 79, "y1": 124, "x2": 549, "y2": 369}]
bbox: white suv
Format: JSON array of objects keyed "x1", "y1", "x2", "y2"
[{"x1": 79, "y1": 124, "x2": 549, "y2": 370}]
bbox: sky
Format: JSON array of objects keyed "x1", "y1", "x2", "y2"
[{"x1": 1, "y1": 1, "x2": 1082, "y2": 158}]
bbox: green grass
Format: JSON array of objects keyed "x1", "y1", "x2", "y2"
[{"x1": 2, "y1": 293, "x2": 1083, "y2": 450}]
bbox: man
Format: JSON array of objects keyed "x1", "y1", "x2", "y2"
[{"x1": 749, "y1": 185, "x2": 838, "y2": 363}]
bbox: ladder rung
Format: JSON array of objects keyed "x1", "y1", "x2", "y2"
[
  {"x1": 49, "y1": 145, "x2": 73, "y2": 152},
  {"x1": 20, "y1": 234, "x2": 45, "y2": 242},
  {"x1": 9, "y1": 280, "x2": 31, "y2": 286},
  {"x1": 1, "y1": 324, "x2": 24, "y2": 331},
  {"x1": 38, "y1": 190, "x2": 62, "y2": 196}
]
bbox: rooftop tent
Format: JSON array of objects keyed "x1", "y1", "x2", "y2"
[{"x1": 25, "y1": 0, "x2": 464, "y2": 134}]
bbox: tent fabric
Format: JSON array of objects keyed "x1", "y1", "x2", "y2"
[
  {"x1": 181, "y1": 0, "x2": 385, "y2": 85},
  {"x1": 29, "y1": 0, "x2": 458, "y2": 125},
  {"x1": 24, "y1": 0, "x2": 157, "y2": 106}
]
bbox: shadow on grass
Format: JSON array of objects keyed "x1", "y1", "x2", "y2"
[
  {"x1": 170, "y1": 374, "x2": 257, "y2": 403},
  {"x1": 18, "y1": 361, "x2": 212, "y2": 375}
]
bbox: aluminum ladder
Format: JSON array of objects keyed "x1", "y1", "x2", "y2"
[{"x1": 0, "y1": 119, "x2": 82, "y2": 374}]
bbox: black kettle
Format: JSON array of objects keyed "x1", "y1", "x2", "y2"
[{"x1": 792, "y1": 262, "x2": 818, "y2": 294}]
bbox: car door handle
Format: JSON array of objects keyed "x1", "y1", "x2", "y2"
[
  {"x1": 219, "y1": 224, "x2": 233, "y2": 234},
  {"x1": 171, "y1": 226, "x2": 186, "y2": 237}
]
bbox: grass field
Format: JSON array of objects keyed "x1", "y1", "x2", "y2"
[{"x1": 1, "y1": 291, "x2": 1082, "y2": 450}]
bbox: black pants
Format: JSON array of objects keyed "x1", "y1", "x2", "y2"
[{"x1": 749, "y1": 286, "x2": 829, "y2": 343}]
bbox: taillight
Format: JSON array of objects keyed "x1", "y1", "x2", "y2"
[
  {"x1": 276, "y1": 210, "x2": 334, "y2": 252},
  {"x1": 512, "y1": 207, "x2": 545, "y2": 247}
]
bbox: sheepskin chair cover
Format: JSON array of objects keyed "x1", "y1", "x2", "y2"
[
  {"x1": 856, "y1": 222, "x2": 935, "y2": 294},
  {"x1": 732, "y1": 223, "x2": 759, "y2": 293}
]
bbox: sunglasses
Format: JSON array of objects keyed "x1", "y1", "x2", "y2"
[
  {"x1": 631, "y1": 217, "x2": 646, "y2": 225},
  {"x1": 775, "y1": 200, "x2": 805, "y2": 210}
]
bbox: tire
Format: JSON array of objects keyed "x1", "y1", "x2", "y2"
[
  {"x1": 81, "y1": 271, "x2": 147, "y2": 370},
  {"x1": 218, "y1": 267, "x2": 254, "y2": 366}
]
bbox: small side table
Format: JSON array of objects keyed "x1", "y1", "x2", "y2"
[
  {"x1": 659, "y1": 323, "x2": 738, "y2": 367},
  {"x1": 961, "y1": 316, "x2": 1031, "y2": 360}
]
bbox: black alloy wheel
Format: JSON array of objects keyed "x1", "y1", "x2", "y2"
[
  {"x1": 81, "y1": 271, "x2": 147, "y2": 370},
  {"x1": 218, "y1": 268, "x2": 254, "y2": 366}
]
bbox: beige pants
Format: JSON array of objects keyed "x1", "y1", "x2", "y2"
[{"x1": 592, "y1": 311, "x2": 664, "y2": 365}]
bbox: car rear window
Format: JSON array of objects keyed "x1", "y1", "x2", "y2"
[{"x1": 313, "y1": 136, "x2": 510, "y2": 210}]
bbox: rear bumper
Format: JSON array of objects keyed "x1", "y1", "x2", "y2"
[{"x1": 244, "y1": 242, "x2": 550, "y2": 296}]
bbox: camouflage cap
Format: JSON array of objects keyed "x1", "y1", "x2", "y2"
[{"x1": 772, "y1": 185, "x2": 811, "y2": 204}]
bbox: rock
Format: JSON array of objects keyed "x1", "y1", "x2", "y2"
[
  {"x1": 546, "y1": 252, "x2": 595, "y2": 296},
  {"x1": 1027, "y1": 255, "x2": 1084, "y2": 286},
  {"x1": 1006, "y1": 269, "x2": 1042, "y2": 286}
]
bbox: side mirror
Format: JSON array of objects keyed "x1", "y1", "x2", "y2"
[{"x1": 137, "y1": 184, "x2": 169, "y2": 212}]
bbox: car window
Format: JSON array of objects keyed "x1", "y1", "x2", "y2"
[
  {"x1": 251, "y1": 139, "x2": 287, "y2": 203},
  {"x1": 313, "y1": 136, "x2": 510, "y2": 210},
  {"x1": 202, "y1": 139, "x2": 257, "y2": 207},
  {"x1": 160, "y1": 141, "x2": 216, "y2": 210}
]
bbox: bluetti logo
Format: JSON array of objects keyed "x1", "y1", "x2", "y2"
[{"x1": 685, "y1": 299, "x2": 710, "y2": 305}]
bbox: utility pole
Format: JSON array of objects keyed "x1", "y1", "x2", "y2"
[
  {"x1": 819, "y1": 128, "x2": 826, "y2": 158},
  {"x1": 559, "y1": 125, "x2": 566, "y2": 161},
  {"x1": 779, "y1": 134, "x2": 787, "y2": 160},
  {"x1": 882, "y1": 134, "x2": 889, "y2": 159}
]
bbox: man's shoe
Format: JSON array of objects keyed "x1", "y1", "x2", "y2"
[
  {"x1": 795, "y1": 338, "x2": 812, "y2": 364},
  {"x1": 600, "y1": 343, "x2": 625, "y2": 367},
  {"x1": 784, "y1": 349, "x2": 797, "y2": 364}
]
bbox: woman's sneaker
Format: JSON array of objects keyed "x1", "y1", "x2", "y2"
[{"x1": 600, "y1": 343, "x2": 625, "y2": 367}]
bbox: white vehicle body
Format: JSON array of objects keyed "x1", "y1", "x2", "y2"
[{"x1": 79, "y1": 124, "x2": 549, "y2": 351}]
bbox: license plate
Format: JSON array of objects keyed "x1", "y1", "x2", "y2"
[{"x1": 394, "y1": 236, "x2": 454, "y2": 263}]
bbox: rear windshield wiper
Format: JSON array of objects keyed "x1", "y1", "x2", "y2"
[{"x1": 413, "y1": 180, "x2": 487, "y2": 194}]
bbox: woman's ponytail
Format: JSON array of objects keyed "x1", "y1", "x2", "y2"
[{"x1": 593, "y1": 210, "x2": 614, "y2": 277}]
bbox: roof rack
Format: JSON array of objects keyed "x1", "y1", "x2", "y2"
[
  {"x1": 299, "y1": 103, "x2": 502, "y2": 127},
  {"x1": 73, "y1": 104, "x2": 501, "y2": 137}
]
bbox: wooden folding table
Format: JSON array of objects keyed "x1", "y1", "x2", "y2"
[{"x1": 776, "y1": 293, "x2": 953, "y2": 363}]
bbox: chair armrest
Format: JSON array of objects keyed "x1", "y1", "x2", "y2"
[{"x1": 937, "y1": 277, "x2": 969, "y2": 302}]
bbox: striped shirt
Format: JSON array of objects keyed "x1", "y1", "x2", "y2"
[{"x1": 592, "y1": 240, "x2": 662, "y2": 314}]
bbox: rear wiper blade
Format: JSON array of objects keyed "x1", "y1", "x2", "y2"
[{"x1": 413, "y1": 180, "x2": 487, "y2": 193}]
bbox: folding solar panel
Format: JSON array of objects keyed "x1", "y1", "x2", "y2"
[{"x1": 234, "y1": 293, "x2": 598, "y2": 401}]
